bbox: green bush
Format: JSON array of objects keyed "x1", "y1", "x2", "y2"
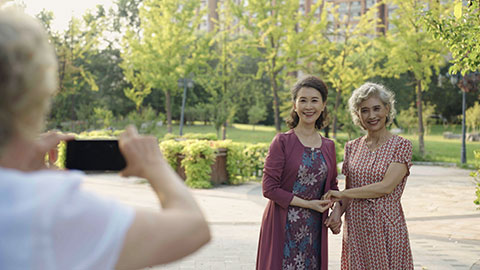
[
  {"x1": 93, "y1": 107, "x2": 114, "y2": 129},
  {"x1": 183, "y1": 133, "x2": 217, "y2": 141},
  {"x1": 471, "y1": 150, "x2": 480, "y2": 208},
  {"x1": 181, "y1": 140, "x2": 215, "y2": 188},
  {"x1": 214, "y1": 140, "x2": 269, "y2": 185},
  {"x1": 466, "y1": 102, "x2": 480, "y2": 133},
  {"x1": 126, "y1": 106, "x2": 165, "y2": 134},
  {"x1": 162, "y1": 132, "x2": 217, "y2": 141},
  {"x1": 216, "y1": 141, "x2": 248, "y2": 184},
  {"x1": 244, "y1": 143, "x2": 269, "y2": 180},
  {"x1": 159, "y1": 139, "x2": 185, "y2": 169}
]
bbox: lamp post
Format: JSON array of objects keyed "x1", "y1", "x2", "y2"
[
  {"x1": 449, "y1": 73, "x2": 467, "y2": 164},
  {"x1": 178, "y1": 78, "x2": 193, "y2": 136}
]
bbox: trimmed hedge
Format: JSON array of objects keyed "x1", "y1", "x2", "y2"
[{"x1": 160, "y1": 139, "x2": 268, "y2": 188}]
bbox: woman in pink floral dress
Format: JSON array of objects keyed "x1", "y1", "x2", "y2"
[{"x1": 325, "y1": 82, "x2": 414, "y2": 270}]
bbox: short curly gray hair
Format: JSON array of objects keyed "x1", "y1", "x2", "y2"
[
  {"x1": 348, "y1": 82, "x2": 396, "y2": 130},
  {"x1": 0, "y1": 10, "x2": 57, "y2": 153}
]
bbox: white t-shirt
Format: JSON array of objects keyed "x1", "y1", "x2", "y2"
[{"x1": 0, "y1": 167, "x2": 135, "y2": 270}]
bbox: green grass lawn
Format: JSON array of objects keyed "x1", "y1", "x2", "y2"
[{"x1": 153, "y1": 122, "x2": 480, "y2": 167}]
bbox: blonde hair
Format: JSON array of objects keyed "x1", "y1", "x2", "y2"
[
  {"x1": 0, "y1": 10, "x2": 58, "y2": 153},
  {"x1": 348, "y1": 82, "x2": 396, "y2": 130}
]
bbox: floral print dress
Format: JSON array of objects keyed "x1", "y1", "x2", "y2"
[{"x1": 282, "y1": 147, "x2": 328, "y2": 270}]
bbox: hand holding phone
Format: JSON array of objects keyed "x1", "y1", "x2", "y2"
[{"x1": 66, "y1": 140, "x2": 126, "y2": 171}]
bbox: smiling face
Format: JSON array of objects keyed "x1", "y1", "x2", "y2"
[
  {"x1": 294, "y1": 87, "x2": 326, "y2": 126},
  {"x1": 358, "y1": 96, "x2": 390, "y2": 132}
]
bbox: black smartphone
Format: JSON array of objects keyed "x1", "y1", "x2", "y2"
[{"x1": 65, "y1": 140, "x2": 126, "y2": 171}]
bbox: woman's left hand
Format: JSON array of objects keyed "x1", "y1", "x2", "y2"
[{"x1": 30, "y1": 131, "x2": 74, "y2": 170}]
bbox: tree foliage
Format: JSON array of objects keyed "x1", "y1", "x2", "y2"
[
  {"x1": 121, "y1": 0, "x2": 208, "y2": 133},
  {"x1": 233, "y1": 0, "x2": 330, "y2": 132},
  {"x1": 423, "y1": 0, "x2": 480, "y2": 76},
  {"x1": 383, "y1": 0, "x2": 447, "y2": 156},
  {"x1": 310, "y1": 2, "x2": 384, "y2": 138}
]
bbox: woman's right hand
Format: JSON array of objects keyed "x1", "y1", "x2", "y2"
[
  {"x1": 118, "y1": 125, "x2": 165, "y2": 178},
  {"x1": 307, "y1": 199, "x2": 333, "y2": 213},
  {"x1": 325, "y1": 212, "x2": 342, "y2": 234}
]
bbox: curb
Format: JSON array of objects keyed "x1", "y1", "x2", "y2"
[{"x1": 472, "y1": 260, "x2": 480, "y2": 270}]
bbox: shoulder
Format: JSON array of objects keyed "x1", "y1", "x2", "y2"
[
  {"x1": 321, "y1": 136, "x2": 335, "y2": 149},
  {"x1": 392, "y1": 135, "x2": 413, "y2": 151},
  {"x1": 0, "y1": 168, "x2": 84, "y2": 210},
  {"x1": 393, "y1": 135, "x2": 412, "y2": 147},
  {"x1": 271, "y1": 130, "x2": 296, "y2": 145},
  {"x1": 345, "y1": 136, "x2": 364, "y2": 149}
]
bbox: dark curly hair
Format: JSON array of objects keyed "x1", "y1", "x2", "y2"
[{"x1": 286, "y1": 75, "x2": 329, "y2": 130}]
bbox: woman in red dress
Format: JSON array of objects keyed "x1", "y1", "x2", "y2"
[
  {"x1": 325, "y1": 82, "x2": 414, "y2": 270},
  {"x1": 256, "y1": 75, "x2": 341, "y2": 270}
]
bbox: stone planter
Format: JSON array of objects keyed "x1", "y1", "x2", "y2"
[{"x1": 175, "y1": 148, "x2": 228, "y2": 185}]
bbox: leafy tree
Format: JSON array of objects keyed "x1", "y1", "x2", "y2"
[
  {"x1": 122, "y1": 0, "x2": 208, "y2": 133},
  {"x1": 233, "y1": 0, "x2": 328, "y2": 132},
  {"x1": 114, "y1": 0, "x2": 143, "y2": 34},
  {"x1": 423, "y1": 0, "x2": 480, "y2": 76},
  {"x1": 35, "y1": 8, "x2": 114, "y2": 130},
  {"x1": 310, "y1": 3, "x2": 384, "y2": 138},
  {"x1": 383, "y1": 0, "x2": 447, "y2": 156},
  {"x1": 196, "y1": 0, "x2": 246, "y2": 139},
  {"x1": 248, "y1": 103, "x2": 267, "y2": 131}
]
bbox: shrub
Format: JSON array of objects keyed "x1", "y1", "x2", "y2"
[
  {"x1": 466, "y1": 102, "x2": 480, "y2": 133},
  {"x1": 244, "y1": 143, "x2": 269, "y2": 179},
  {"x1": 93, "y1": 107, "x2": 114, "y2": 129},
  {"x1": 181, "y1": 140, "x2": 215, "y2": 188},
  {"x1": 397, "y1": 102, "x2": 437, "y2": 135},
  {"x1": 216, "y1": 141, "x2": 248, "y2": 184},
  {"x1": 471, "y1": 150, "x2": 480, "y2": 208},
  {"x1": 159, "y1": 139, "x2": 185, "y2": 169},
  {"x1": 183, "y1": 133, "x2": 217, "y2": 141}
]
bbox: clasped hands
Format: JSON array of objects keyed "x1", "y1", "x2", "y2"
[{"x1": 322, "y1": 190, "x2": 345, "y2": 235}]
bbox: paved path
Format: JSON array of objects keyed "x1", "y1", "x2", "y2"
[{"x1": 82, "y1": 165, "x2": 480, "y2": 269}]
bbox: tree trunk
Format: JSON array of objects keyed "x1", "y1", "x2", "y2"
[
  {"x1": 165, "y1": 90, "x2": 172, "y2": 133},
  {"x1": 271, "y1": 75, "x2": 281, "y2": 133},
  {"x1": 222, "y1": 121, "x2": 227, "y2": 140},
  {"x1": 332, "y1": 88, "x2": 342, "y2": 139},
  {"x1": 416, "y1": 80, "x2": 425, "y2": 156}
]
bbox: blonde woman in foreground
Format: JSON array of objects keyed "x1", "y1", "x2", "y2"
[{"x1": 0, "y1": 10, "x2": 210, "y2": 270}]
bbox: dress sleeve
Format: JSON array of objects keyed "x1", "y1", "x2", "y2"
[
  {"x1": 392, "y1": 137, "x2": 413, "y2": 176},
  {"x1": 328, "y1": 140, "x2": 339, "y2": 191},
  {"x1": 45, "y1": 177, "x2": 135, "y2": 270},
  {"x1": 341, "y1": 141, "x2": 351, "y2": 178},
  {"x1": 262, "y1": 134, "x2": 294, "y2": 209}
]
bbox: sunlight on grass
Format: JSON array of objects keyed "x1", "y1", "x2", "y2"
[
  {"x1": 152, "y1": 123, "x2": 480, "y2": 166},
  {"x1": 232, "y1": 123, "x2": 276, "y2": 132}
]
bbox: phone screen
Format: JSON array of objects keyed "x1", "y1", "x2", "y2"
[{"x1": 65, "y1": 140, "x2": 126, "y2": 171}]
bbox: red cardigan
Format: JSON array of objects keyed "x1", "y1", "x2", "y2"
[{"x1": 256, "y1": 130, "x2": 339, "y2": 270}]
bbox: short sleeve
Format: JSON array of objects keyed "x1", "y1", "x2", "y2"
[
  {"x1": 31, "y1": 172, "x2": 135, "y2": 270},
  {"x1": 392, "y1": 137, "x2": 413, "y2": 176},
  {"x1": 341, "y1": 141, "x2": 351, "y2": 177}
]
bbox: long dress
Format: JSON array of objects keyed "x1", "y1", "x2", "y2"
[
  {"x1": 282, "y1": 148, "x2": 328, "y2": 270},
  {"x1": 256, "y1": 130, "x2": 339, "y2": 270},
  {"x1": 341, "y1": 135, "x2": 414, "y2": 270}
]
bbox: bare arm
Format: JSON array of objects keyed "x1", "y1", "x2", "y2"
[
  {"x1": 115, "y1": 126, "x2": 210, "y2": 270},
  {"x1": 290, "y1": 196, "x2": 332, "y2": 213},
  {"x1": 324, "y1": 162, "x2": 408, "y2": 201}
]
